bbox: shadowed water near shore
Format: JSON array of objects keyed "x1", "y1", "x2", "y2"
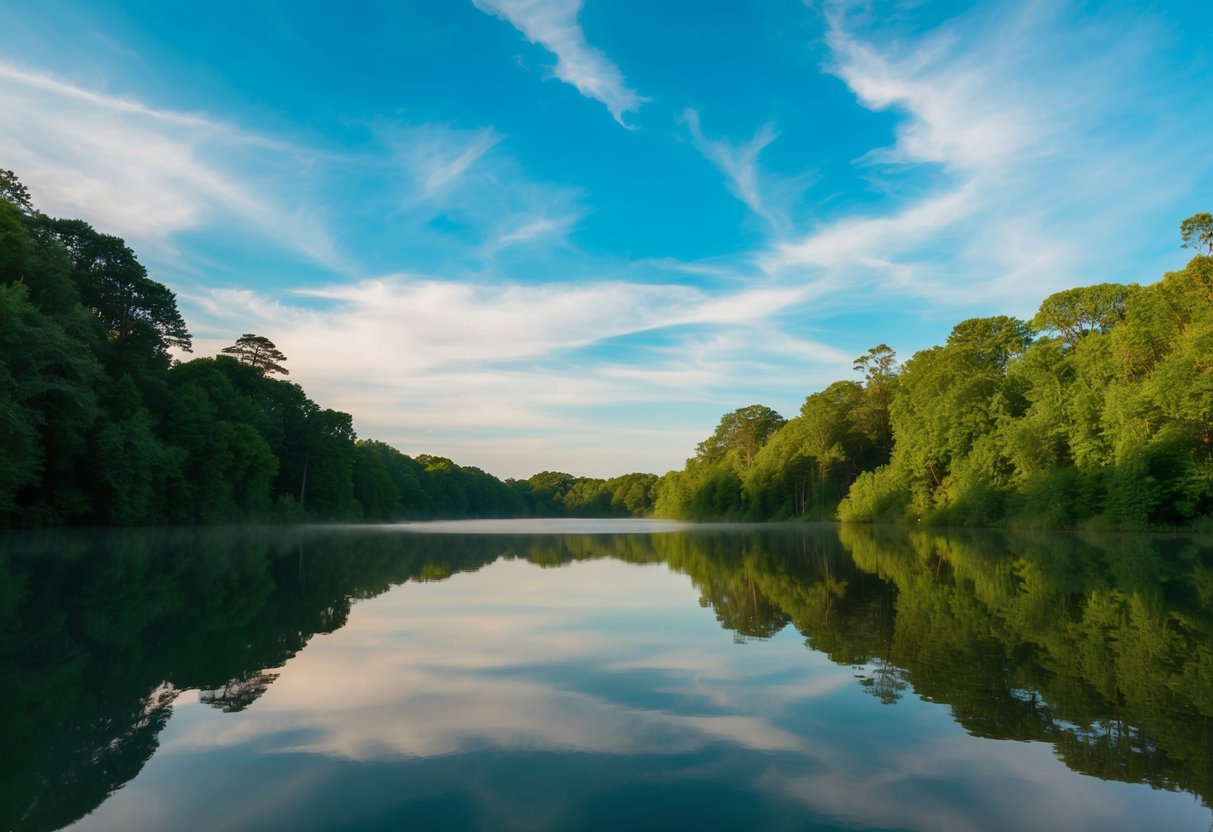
[{"x1": 3, "y1": 521, "x2": 1211, "y2": 831}]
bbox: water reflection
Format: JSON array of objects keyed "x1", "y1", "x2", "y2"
[{"x1": 2, "y1": 524, "x2": 1211, "y2": 831}]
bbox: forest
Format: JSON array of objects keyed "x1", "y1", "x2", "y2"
[
  {"x1": 0, "y1": 170, "x2": 655, "y2": 526},
  {"x1": 652, "y1": 216, "x2": 1213, "y2": 529},
  {"x1": 2, "y1": 168, "x2": 1210, "y2": 529}
]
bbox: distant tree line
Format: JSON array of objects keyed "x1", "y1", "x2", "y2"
[
  {"x1": 5, "y1": 165, "x2": 1209, "y2": 530},
  {"x1": 653, "y1": 216, "x2": 1213, "y2": 529},
  {"x1": 0, "y1": 170, "x2": 656, "y2": 527}
]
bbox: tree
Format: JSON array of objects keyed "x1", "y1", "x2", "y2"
[
  {"x1": 745, "y1": 418, "x2": 815, "y2": 518},
  {"x1": 946, "y1": 315, "x2": 1032, "y2": 370},
  {"x1": 161, "y1": 359, "x2": 279, "y2": 521},
  {"x1": 853, "y1": 343, "x2": 897, "y2": 383},
  {"x1": 353, "y1": 442, "x2": 400, "y2": 520},
  {"x1": 696, "y1": 404, "x2": 786, "y2": 469},
  {"x1": 1031, "y1": 284, "x2": 1133, "y2": 347},
  {"x1": 1180, "y1": 212, "x2": 1213, "y2": 255},
  {"x1": 800, "y1": 381, "x2": 864, "y2": 513},
  {"x1": 298, "y1": 408, "x2": 357, "y2": 517},
  {"x1": 853, "y1": 344, "x2": 899, "y2": 454},
  {"x1": 221, "y1": 334, "x2": 289, "y2": 376},
  {"x1": 0, "y1": 282, "x2": 103, "y2": 523},
  {"x1": 0, "y1": 169, "x2": 34, "y2": 215},
  {"x1": 33, "y1": 217, "x2": 192, "y2": 365}
]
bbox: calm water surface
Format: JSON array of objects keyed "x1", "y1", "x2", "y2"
[{"x1": 3, "y1": 521, "x2": 1212, "y2": 831}]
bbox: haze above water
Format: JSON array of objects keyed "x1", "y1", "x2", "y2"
[{"x1": 4, "y1": 521, "x2": 1212, "y2": 831}]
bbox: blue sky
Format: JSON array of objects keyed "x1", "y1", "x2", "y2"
[{"x1": 3, "y1": 0, "x2": 1212, "y2": 477}]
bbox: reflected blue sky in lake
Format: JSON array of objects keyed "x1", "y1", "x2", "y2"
[{"x1": 62, "y1": 551, "x2": 1211, "y2": 832}]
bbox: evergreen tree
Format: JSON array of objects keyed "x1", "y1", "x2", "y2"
[{"x1": 221, "y1": 334, "x2": 290, "y2": 376}]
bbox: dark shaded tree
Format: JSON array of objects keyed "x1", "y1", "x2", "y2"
[
  {"x1": 221, "y1": 334, "x2": 289, "y2": 376},
  {"x1": 0, "y1": 169, "x2": 34, "y2": 216},
  {"x1": 32, "y1": 217, "x2": 192, "y2": 371}
]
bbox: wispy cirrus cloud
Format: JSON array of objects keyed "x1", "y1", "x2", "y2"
[
  {"x1": 395, "y1": 125, "x2": 502, "y2": 201},
  {"x1": 472, "y1": 0, "x2": 647, "y2": 127},
  {"x1": 184, "y1": 274, "x2": 848, "y2": 475},
  {"x1": 0, "y1": 61, "x2": 340, "y2": 267},
  {"x1": 0, "y1": 62, "x2": 586, "y2": 281},
  {"x1": 486, "y1": 212, "x2": 580, "y2": 253},
  {"x1": 684, "y1": 109, "x2": 787, "y2": 235},
  {"x1": 0, "y1": 5, "x2": 607, "y2": 271},
  {"x1": 767, "y1": 2, "x2": 1213, "y2": 317},
  {"x1": 378, "y1": 122, "x2": 586, "y2": 262}
]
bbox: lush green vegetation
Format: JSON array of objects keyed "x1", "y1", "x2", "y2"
[
  {"x1": 4, "y1": 166, "x2": 1209, "y2": 530},
  {"x1": 0, "y1": 171, "x2": 656, "y2": 526},
  {"x1": 653, "y1": 221, "x2": 1213, "y2": 529}
]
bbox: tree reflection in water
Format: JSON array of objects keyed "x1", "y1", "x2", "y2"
[{"x1": 1, "y1": 523, "x2": 1210, "y2": 830}]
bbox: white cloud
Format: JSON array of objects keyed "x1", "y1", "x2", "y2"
[
  {"x1": 0, "y1": 62, "x2": 586, "y2": 284},
  {"x1": 21, "y1": 57, "x2": 833, "y2": 478},
  {"x1": 684, "y1": 109, "x2": 786, "y2": 234},
  {"x1": 768, "y1": 2, "x2": 1213, "y2": 318},
  {"x1": 473, "y1": 0, "x2": 647, "y2": 126},
  {"x1": 376, "y1": 121, "x2": 587, "y2": 261},
  {"x1": 185, "y1": 274, "x2": 849, "y2": 476},
  {"x1": 485, "y1": 211, "x2": 581, "y2": 253},
  {"x1": 0, "y1": 61, "x2": 340, "y2": 267},
  {"x1": 192, "y1": 277, "x2": 826, "y2": 375},
  {"x1": 767, "y1": 186, "x2": 974, "y2": 275},
  {"x1": 399, "y1": 126, "x2": 502, "y2": 200}
]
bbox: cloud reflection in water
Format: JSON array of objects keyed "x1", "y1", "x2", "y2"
[{"x1": 82, "y1": 552, "x2": 1212, "y2": 832}]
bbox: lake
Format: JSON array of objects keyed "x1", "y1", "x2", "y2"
[{"x1": 3, "y1": 520, "x2": 1212, "y2": 831}]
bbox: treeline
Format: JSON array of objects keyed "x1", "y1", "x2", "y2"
[
  {"x1": 6, "y1": 161, "x2": 1209, "y2": 530},
  {"x1": 0, "y1": 171, "x2": 656, "y2": 526},
  {"x1": 653, "y1": 217, "x2": 1213, "y2": 529}
]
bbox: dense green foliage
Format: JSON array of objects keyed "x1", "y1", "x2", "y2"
[
  {"x1": 511, "y1": 470, "x2": 659, "y2": 517},
  {"x1": 655, "y1": 219, "x2": 1213, "y2": 529},
  {"x1": 654, "y1": 379, "x2": 894, "y2": 521},
  {"x1": 838, "y1": 259, "x2": 1213, "y2": 528},
  {"x1": 5, "y1": 165, "x2": 1207, "y2": 530},
  {"x1": 0, "y1": 172, "x2": 655, "y2": 526}
]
